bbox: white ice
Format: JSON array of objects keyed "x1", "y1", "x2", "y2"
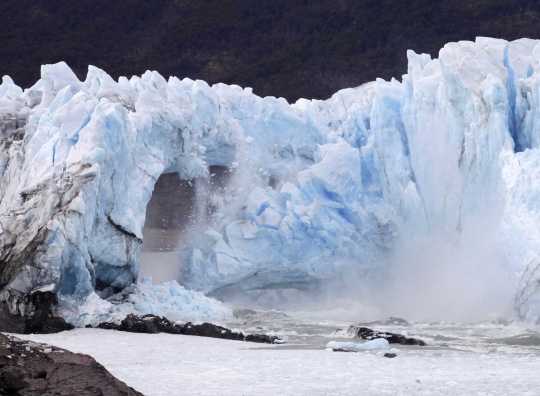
[
  {"x1": 59, "y1": 277, "x2": 233, "y2": 327},
  {"x1": 3, "y1": 37, "x2": 540, "y2": 323},
  {"x1": 326, "y1": 338, "x2": 391, "y2": 351},
  {"x1": 21, "y1": 329, "x2": 540, "y2": 396}
]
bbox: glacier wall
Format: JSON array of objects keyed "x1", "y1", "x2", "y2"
[{"x1": 2, "y1": 37, "x2": 540, "y2": 322}]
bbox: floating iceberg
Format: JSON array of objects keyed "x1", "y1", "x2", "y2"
[
  {"x1": 1, "y1": 37, "x2": 540, "y2": 323},
  {"x1": 326, "y1": 339, "x2": 392, "y2": 351}
]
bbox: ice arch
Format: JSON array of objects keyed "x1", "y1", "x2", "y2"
[
  {"x1": 0, "y1": 61, "x2": 322, "y2": 316},
  {"x1": 2, "y1": 37, "x2": 540, "y2": 323}
]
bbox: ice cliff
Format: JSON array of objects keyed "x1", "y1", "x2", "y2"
[{"x1": 2, "y1": 37, "x2": 540, "y2": 324}]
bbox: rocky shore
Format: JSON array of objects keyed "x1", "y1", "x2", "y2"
[
  {"x1": 95, "y1": 314, "x2": 282, "y2": 344},
  {"x1": 0, "y1": 307, "x2": 281, "y2": 395},
  {"x1": 0, "y1": 333, "x2": 142, "y2": 395}
]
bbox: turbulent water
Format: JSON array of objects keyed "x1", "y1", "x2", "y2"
[{"x1": 225, "y1": 309, "x2": 540, "y2": 356}]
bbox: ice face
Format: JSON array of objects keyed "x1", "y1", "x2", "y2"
[{"x1": 2, "y1": 38, "x2": 540, "y2": 323}]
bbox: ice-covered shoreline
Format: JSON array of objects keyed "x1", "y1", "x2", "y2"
[{"x1": 20, "y1": 318, "x2": 540, "y2": 396}]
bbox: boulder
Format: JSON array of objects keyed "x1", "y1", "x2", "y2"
[
  {"x1": 0, "y1": 294, "x2": 74, "y2": 335},
  {"x1": 0, "y1": 333, "x2": 142, "y2": 395},
  {"x1": 339, "y1": 326, "x2": 426, "y2": 346},
  {"x1": 23, "y1": 317, "x2": 74, "y2": 335}
]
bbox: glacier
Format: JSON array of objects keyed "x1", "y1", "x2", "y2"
[{"x1": 2, "y1": 37, "x2": 540, "y2": 324}]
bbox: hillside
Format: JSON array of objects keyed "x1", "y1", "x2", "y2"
[{"x1": 1, "y1": 0, "x2": 539, "y2": 101}]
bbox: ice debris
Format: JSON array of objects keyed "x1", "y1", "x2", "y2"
[{"x1": 57, "y1": 277, "x2": 232, "y2": 327}]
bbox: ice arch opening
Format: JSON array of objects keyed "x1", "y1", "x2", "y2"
[
  {"x1": 140, "y1": 173, "x2": 194, "y2": 284},
  {"x1": 140, "y1": 166, "x2": 232, "y2": 284}
]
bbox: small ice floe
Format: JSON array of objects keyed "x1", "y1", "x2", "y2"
[
  {"x1": 357, "y1": 338, "x2": 390, "y2": 351},
  {"x1": 326, "y1": 341, "x2": 358, "y2": 350},
  {"x1": 325, "y1": 338, "x2": 393, "y2": 352},
  {"x1": 43, "y1": 348, "x2": 52, "y2": 354}
]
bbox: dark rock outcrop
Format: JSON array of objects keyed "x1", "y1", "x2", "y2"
[
  {"x1": 0, "y1": 333, "x2": 142, "y2": 395},
  {"x1": 25, "y1": 292, "x2": 57, "y2": 320},
  {"x1": 245, "y1": 334, "x2": 279, "y2": 344},
  {"x1": 23, "y1": 317, "x2": 74, "y2": 335},
  {"x1": 0, "y1": 368, "x2": 27, "y2": 393},
  {"x1": 0, "y1": 297, "x2": 74, "y2": 335},
  {"x1": 0, "y1": 292, "x2": 74, "y2": 335},
  {"x1": 0, "y1": 302, "x2": 25, "y2": 334},
  {"x1": 97, "y1": 314, "x2": 281, "y2": 344},
  {"x1": 180, "y1": 322, "x2": 245, "y2": 341},
  {"x1": 340, "y1": 326, "x2": 426, "y2": 346}
]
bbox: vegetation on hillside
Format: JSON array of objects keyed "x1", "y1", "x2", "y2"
[{"x1": 1, "y1": 0, "x2": 539, "y2": 101}]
